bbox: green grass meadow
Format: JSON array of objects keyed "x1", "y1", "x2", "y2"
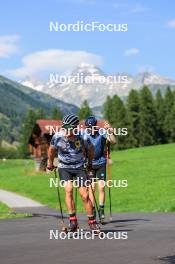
[
  {"x1": 0, "y1": 143, "x2": 175, "y2": 213},
  {"x1": 0, "y1": 202, "x2": 12, "y2": 218},
  {"x1": 0, "y1": 202, "x2": 31, "y2": 219}
]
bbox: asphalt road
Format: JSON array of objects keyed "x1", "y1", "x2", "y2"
[{"x1": 0, "y1": 211, "x2": 175, "y2": 264}]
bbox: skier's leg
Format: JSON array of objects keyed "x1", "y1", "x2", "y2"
[
  {"x1": 88, "y1": 180, "x2": 96, "y2": 217},
  {"x1": 98, "y1": 180, "x2": 105, "y2": 206},
  {"x1": 77, "y1": 167, "x2": 100, "y2": 234},
  {"x1": 96, "y1": 165, "x2": 106, "y2": 220},
  {"x1": 64, "y1": 180, "x2": 75, "y2": 213},
  {"x1": 59, "y1": 168, "x2": 78, "y2": 231}
]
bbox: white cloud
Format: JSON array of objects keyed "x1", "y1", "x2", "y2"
[
  {"x1": 124, "y1": 48, "x2": 140, "y2": 56},
  {"x1": 114, "y1": 3, "x2": 149, "y2": 14},
  {"x1": 71, "y1": 0, "x2": 95, "y2": 3},
  {"x1": 113, "y1": 3, "x2": 126, "y2": 8},
  {"x1": 167, "y1": 19, "x2": 175, "y2": 28},
  {"x1": 137, "y1": 64, "x2": 155, "y2": 73},
  {"x1": 130, "y1": 4, "x2": 149, "y2": 13},
  {"x1": 9, "y1": 49, "x2": 103, "y2": 78},
  {"x1": 0, "y1": 35, "x2": 19, "y2": 58}
]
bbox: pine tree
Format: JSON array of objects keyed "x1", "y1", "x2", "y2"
[
  {"x1": 164, "y1": 87, "x2": 175, "y2": 142},
  {"x1": 78, "y1": 100, "x2": 93, "y2": 120},
  {"x1": 19, "y1": 108, "x2": 46, "y2": 158},
  {"x1": 51, "y1": 107, "x2": 63, "y2": 119},
  {"x1": 139, "y1": 86, "x2": 157, "y2": 146},
  {"x1": 169, "y1": 103, "x2": 175, "y2": 141},
  {"x1": 112, "y1": 95, "x2": 127, "y2": 125},
  {"x1": 127, "y1": 89, "x2": 140, "y2": 147},
  {"x1": 103, "y1": 96, "x2": 112, "y2": 121},
  {"x1": 155, "y1": 90, "x2": 166, "y2": 143},
  {"x1": 104, "y1": 95, "x2": 128, "y2": 149},
  {"x1": 20, "y1": 109, "x2": 37, "y2": 158},
  {"x1": 35, "y1": 108, "x2": 45, "y2": 119}
]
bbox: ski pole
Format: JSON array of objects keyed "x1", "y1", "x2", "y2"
[
  {"x1": 75, "y1": 186, "x2": 77, "y2": 212},
  {"x1": 107, "y1": 143, "x2": 112, "y2": 221},
  {"x1": 54, "y1": 168, "x2": 67, "y2": 232}
]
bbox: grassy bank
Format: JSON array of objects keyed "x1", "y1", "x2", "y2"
[
  {"x1": 0, "y1": 202, "x2": 31, "y2": 219},
  {"x1": 0, "y1": 143, "x2": 175, "y2": 212}
]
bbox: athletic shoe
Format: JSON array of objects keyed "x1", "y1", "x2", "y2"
[
  {"x1": 88, "y1": 219, "x2": 101, "y2": 235},
  {"x1": 68, "y1": 216, "x2": 79, "y2": 232}
]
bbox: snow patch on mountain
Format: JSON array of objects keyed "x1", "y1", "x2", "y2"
[{"x1": 19, "y1": 64, "x2": 175, "y2": 107}]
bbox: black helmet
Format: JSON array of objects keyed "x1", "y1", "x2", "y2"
[
  {"x1": 62, "y1": 114, "x2": 79, "y2": 128},
  {"x1": 85, "y1": 116, "x2": 97, "y2": 127}
]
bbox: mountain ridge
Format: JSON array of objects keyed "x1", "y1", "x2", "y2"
[
  {"x1": 19, "y1": 64, "x2": 175, "y2": 107},
  {"x1": 0, "y1": 75, "x2": 78, "y2": 143}
]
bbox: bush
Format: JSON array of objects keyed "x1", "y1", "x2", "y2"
[{"x1": 0, "y1": 146, "x2": 21, "y2": 159}]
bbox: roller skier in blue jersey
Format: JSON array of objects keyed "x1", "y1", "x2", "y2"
[{"x1": 84, "y1": 116, "x2": 116, "y2": 222}]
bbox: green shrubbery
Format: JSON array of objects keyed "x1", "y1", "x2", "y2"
[{"x1": 0, "y1": 146, "x2": 21, "y2": 159}]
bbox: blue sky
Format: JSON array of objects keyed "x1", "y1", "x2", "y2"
[{"x1": 0, "y1": 0, "x2": 175, "y2": 80}]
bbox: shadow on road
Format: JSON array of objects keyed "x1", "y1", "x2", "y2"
[
  {"x1": 102, "y1": 228, "x2": 133, "y2": 233},
  {"x1": 159, "y1": 255, "x2": 175, "y2": 264},
  {"x1": 102, "y1": 218, "x2": 150, "y2": 225}
]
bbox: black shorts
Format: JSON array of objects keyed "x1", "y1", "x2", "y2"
[
  {"x1": 91, "y1": 164, "x2": 106, "y2": 181},
  {"x1": 58, "y1": 166, "x2": 90, "y2": 187}
]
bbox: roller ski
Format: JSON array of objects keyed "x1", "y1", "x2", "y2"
[
  {"x1": 61, "y1": 215, "x2": 80, "y2": 238},
  {"x1": 68, "y1": 215, "x2": 79, "y2": 233},
  {"x1": 88, "y1": 219, "x2": 101, "y2": 235}
]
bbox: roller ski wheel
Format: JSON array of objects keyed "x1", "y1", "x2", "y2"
[{"x1": 61, "y1": 226, "x2": 68, "y2": 233}]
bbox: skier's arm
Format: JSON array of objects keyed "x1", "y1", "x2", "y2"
[
  {"x1": 47, "y1": 134, "x2": 58, "y2": 170},
  {"x1": 47, "y1": 146, "x2": 56, "y2": 170},
  {"x1": 104, "y1": 122, "x2": 116, "y2": 144},
  {"x1": 107, "y1": 130, "x2": 116, "y2": 144}
]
